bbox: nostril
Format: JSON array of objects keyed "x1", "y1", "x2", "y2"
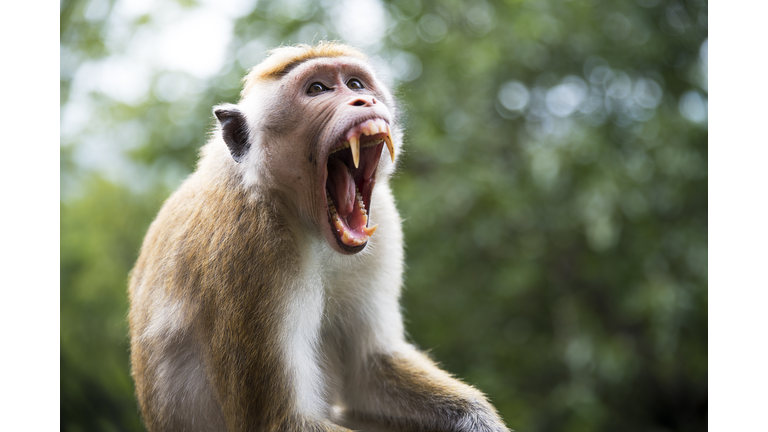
[{"x1": 351, "y1": 99, "x2": 366, "y2": 107}]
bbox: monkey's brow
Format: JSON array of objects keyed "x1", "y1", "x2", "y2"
[
  {"x1": 268, "y1": 57, "x2": 340, "y2": 79},
  {"x1": 269, "y1": 59, "x2": 307, "y2": 78},
  {"x1": 270, "y1": 57, "x2": 367, "y2": 80}
]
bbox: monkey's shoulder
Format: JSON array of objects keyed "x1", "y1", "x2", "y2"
[{"x1": 134, "y1": 173, "x2": 297, "y2": 292}]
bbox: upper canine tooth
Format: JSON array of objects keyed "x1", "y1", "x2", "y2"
[
  {"x1": 350, "y1": 135, "x2": 360, "y2": 168},
  {"x1": 384, "y1": 134, "x2": 395, "y2": 163}
]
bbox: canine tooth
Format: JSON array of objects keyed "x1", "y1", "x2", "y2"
[
  {"x1": 350, "y1": 135, "x2": 360, "y2": 168},
  {"x1": 384, "y1": 134, "x2": 395, "y2": 163},
  {"x1": 362, "y1": 224, "x2": 378, "y2": 237}
]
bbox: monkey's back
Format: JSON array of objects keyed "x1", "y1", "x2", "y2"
[{"x1": 128, "y1": 168, "x2": 300, "y2": 430}]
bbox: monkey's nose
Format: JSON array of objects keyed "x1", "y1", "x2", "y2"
[{"x1": 349, "y1": 96, "x2": 376, "y2": 107}]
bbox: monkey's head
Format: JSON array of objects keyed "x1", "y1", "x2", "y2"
[{"x1": 213, "y1": 42, "x2": 402, "y2": 255}]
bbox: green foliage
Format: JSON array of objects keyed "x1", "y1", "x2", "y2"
[
  {"x1": 61, "y1": 176, "x2": 168, "y2": 431},
  {"x1": 61, "y1": 0, "x2": 707, "y2": 431}
]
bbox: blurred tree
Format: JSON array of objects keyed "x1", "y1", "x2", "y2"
[{"x1": 61, "y1": 0, "x2": 707, "y2": 431}]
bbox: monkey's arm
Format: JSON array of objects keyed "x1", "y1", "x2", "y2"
[
  {"x1": 344, "y1": 346, "x2": 510, "y2": 432},
  {"x1": 202, "y1": 309, "x2": 356, "y2": 432}
]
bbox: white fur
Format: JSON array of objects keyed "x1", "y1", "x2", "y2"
[
  {"x1": 143, "y1": 298, "x2": 226, "y2": 430},
  {"x1": 281, "y1": 180, "x2": 407, "y2": 417},
  {"x1": 281, "y1": 249, "x2": 331, "y2": 419}
]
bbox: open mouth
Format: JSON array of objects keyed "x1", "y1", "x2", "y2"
[{"x1": 325, "y1": 118, "x2": 395, "y2": 250}]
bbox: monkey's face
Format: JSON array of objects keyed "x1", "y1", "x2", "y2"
[{"x1": 255, "y1": 57, "x2": 398, "y2": 255}]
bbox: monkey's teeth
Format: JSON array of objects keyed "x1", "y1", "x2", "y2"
[
  {"x1": 384, "y1": 133, "x2": 395, "y2": 163},
  {"x1": 361, "y1": 138, "x2": 384, "y2": 149},
  {"x1": 328, "y1": 182, "x2": 375, "y2": 246},
  {"x1": 362, "y1": 224, "x2": 378, "y2": 237},
  {"x1": 361, "y1": 120, "x2": 374, "y2": 136},
  {"x1": 329, "y1": 141, "x2": 350, "y2": 155},
  {"x1": 356, "y1": 190, "x2": 366, "y2": 212},
  {"x1": 327, "y1": 195, "x2": 338, "y2": 216},
  {"x1": 342, "y1": 231, "x2": 364, "y2": 246},
  {"x1": 350, "y1": 135, "x2": 360, "y2": 168}
]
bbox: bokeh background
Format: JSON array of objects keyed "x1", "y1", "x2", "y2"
[{"x1": 60, "y1": 0, "x2": 707, "y2": 431}]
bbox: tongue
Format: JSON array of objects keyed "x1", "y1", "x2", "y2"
[{"x1": 327, "y1": 157, "x2": 355, "y2": 218}]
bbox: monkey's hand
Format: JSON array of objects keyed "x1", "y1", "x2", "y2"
[{"x1": 344, "y1": 348, "x2": 511, "y2": 432}]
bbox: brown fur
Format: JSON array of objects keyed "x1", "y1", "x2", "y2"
[
  {"x1": 343, "y1": 351, "x2": 503, "y2": 431},
  {"x1": 130, "y1": 164, "x2": 292, "y2": 430}
]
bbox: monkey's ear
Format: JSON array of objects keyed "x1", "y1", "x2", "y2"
[{"x1": 214, "y1": 105, "x2": 250, "y2": 163}]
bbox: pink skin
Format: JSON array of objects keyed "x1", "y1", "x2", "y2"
[
  {"x1": 254, "y1": 56, "x2": 393, "y2": 255},
  {"x1": 327, "y1": 157, "x2": 355, "y2": 218},
  {"x1": 280, "y1": 58, "x2": 393, "y2": 255}
]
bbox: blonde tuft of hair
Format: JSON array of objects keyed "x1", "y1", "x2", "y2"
[{"x1": 241, "y1": 41, "x2": 368, "y2": 97}]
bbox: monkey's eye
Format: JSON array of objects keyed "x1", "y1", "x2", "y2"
[
  {"x1": 307, "y1": 82, "x2": 330, "y2": 94},
  {"x1": 346, "y1": 78, "x2": 365, "y2": 90}
]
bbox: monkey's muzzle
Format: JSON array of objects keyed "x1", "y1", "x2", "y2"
[{"x1": 326, "y1": 118, "x2": 394, "y2": 248}]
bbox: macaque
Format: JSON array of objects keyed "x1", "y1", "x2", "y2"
[{"x1": 128, "y1": 42, "x2": 509, "y2": 432}]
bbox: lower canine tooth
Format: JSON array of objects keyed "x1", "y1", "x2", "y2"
[{"x1": 362, "y1": 224, "x2": 378, "y2": 237}]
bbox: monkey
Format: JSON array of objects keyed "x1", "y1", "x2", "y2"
[{"x1": 128, "y1": 41, "x2": 510, "y2": 432}]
